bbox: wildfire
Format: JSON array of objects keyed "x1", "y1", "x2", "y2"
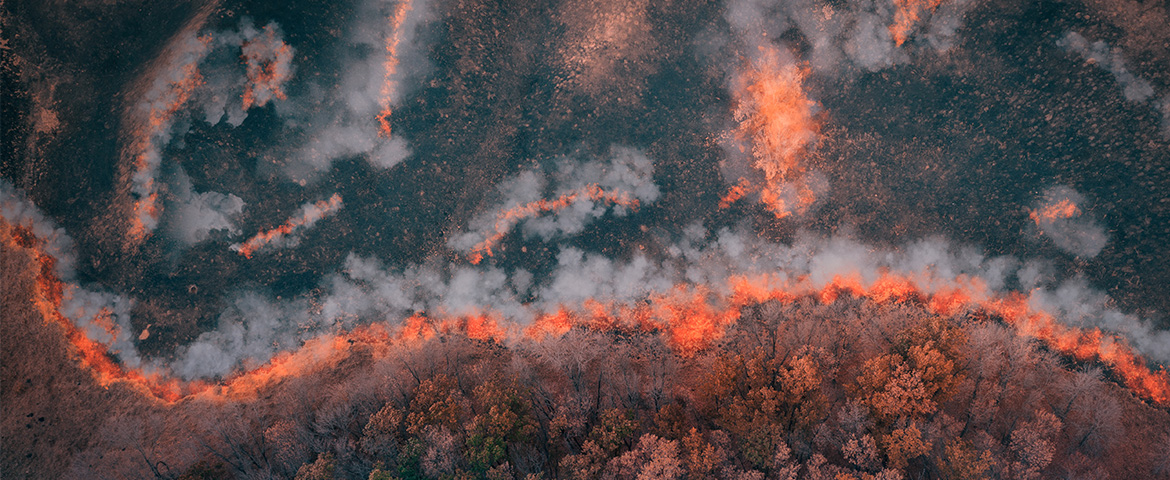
[
  {"x1": 717, "y1": 177, "x2": 819, "y2": 219},
  {"x1": 2, "y1": 220, "x2": 187, "y2": 402},
  {"x1": 1029, "y1": 198, "x2": 1081, "y2": 226},
  {"x1": 231, "y1": 193, "x2": 344, "y2": 259},
  {"x1": 7, "y1": 207, "x2": 1168, "y2": 407},
  {"x1": 376, "y1": 0, "x2": 414, "y2": 138},
  {"x1": 890, "y1": 0, "x2": 945, "y2": 47},
  {"x1": 731, "y1": 45, "x2": 821, "y2": 218},
  {"x1": 718, "y1": 177, "x2": 752, "y2": 209},
  {"x1": 126, "y1": 36, "x2": 211, "y2": 241},
  {"x1": 466, "y1": 184, "x2": 640, "y2": 264},
  {"x1": 241, "y1": 25, "x2": 294, "y2": 110}
]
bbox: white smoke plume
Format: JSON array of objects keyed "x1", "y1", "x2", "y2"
[
  {"x1": 191, "y1": 19, "x2": 296, "y2": 127},
  {"x1": 1029, "y1": 186, "x2": 1108, "y2": 258},
  {"x1": 278, "y1": 0, "x2": 433, "y2": 180},
  {"x1": 8, "y1": 170, "x2": 1167, "y2": 380},
  {"x1": 1, "y1": 179, "x2": 78, "y2": 276},
  {"x1": 125, "y1": 32, "x2": 211, "y2": 235},
  {"x1": 1058, "y1": 31, "x2": 1170, "y2": 138},
  {"x1": 172, "y1": 293, "x2": 312, "y2": 379},
  {"x1": 163, "y1": 168, "x2": 245, "y2": 246},
  {"x1": 1029, "y1": 277, "x2": 1170, "y2": 367}
]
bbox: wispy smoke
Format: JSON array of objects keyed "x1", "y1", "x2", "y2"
[
  {"x1": 9, "y1": 137, "x2": 1169, "y2": 388},
  {"x1": 723, "y1": 0, "x2": 977, "y2": 74},
  {"x1": 448, "y1": 146, "x2": 660, "y2": 256},
  {"x1": 230, "y1": 194, "x2": 344, "y2": 258},
  {"x1": 279, "y1": 0, "x2": 432, "y2": 180},
  {"x1": 716, "y1": 0, "x2": 979, "y2": 220},
  {"x1": 124, "y1": 32, "x2": 210, "y2": 237},
  {"x1": 191, "y1": 20, "x2": 297, "y2": 128},
  {"x1": 1058, "y1": 31, "x2": 1170, "y2": 138},
  {"x1": 1058, "y1": 31, "x2": 1155, "y2": 102},
  {"x1": 1029, "y1": 186, "x2": 1108, "y2": 258},
  {"x1": 12, "y1": 1, "x2": 1170, "y2": 400}
]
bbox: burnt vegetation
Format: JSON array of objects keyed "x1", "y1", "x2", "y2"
[{"x1": 4, "y1": 244, "x2": 1169, "y2": 480}]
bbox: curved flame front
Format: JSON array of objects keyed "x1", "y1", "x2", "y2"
[{"x1": 6, "y1": 216, "x2": 1166, "y2": 406}]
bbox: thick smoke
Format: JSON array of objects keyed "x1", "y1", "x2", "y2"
[
  {"x1": 1058, "y1": 31, "x2": 1170, "y2": 138},
  {"x1": 172, "y1": 293, "x2": 312, "y2": 379},
  {"x1": 278, "y1": 0, "x2": 433, "y2": 180},
  {"x1": 1029, "y1": 277, "x2": 1170, "y2": 366},
  {"x1": 1029, "y1": 186, "x2": 1108, "y2": 258}
]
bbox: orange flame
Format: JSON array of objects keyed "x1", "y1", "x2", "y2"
[
  {"x1": 719, "y1": 177, "x2": 752, "y2": 209},
  {"x1": 732, "y1": 45, "x2": 821, "y2": 218},
  {"x1": 126, "y1": 35, "x2": 212, "y2": 241},
  {"x1": 758, "y1": 178, "x2": 818, "y2": 219},
  {"x1": 466, "y1": 184, "x2": 640, "y2": 264},
  {"x1": 7, "y1": 214, "x2": 1168, "y2": 406},
  {"x1": 3, "y1": 221, "x2": 187, "y2": 402},
  {"x1": 376, "y1": 0, "x2": 414, "y2": 138},
  {"x1": 241, "y1": 27, "x2": 294, "y2": 110},
  {"x1": 987, "y1": 294, "x2": 1170, "y2": 405},
  {"x1": 233, "y1": 194, "x2": 343, "y2": 258},
  {"x1": 717, "y1": 176, "x2": 818, "y2": 219},
  {"x1": 1029, "y1": 198, "x2": 1081, "y2": 226},
  {"x1": 525, "y1": 308, "x2": 575, "y2": 340},
  {"x1": 890, "y1": 0, "x2": 944, "y2": 47}
]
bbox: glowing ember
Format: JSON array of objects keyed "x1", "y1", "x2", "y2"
[{"x1": 231, "y1": 193, "x2": 344, "y2": 258}]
